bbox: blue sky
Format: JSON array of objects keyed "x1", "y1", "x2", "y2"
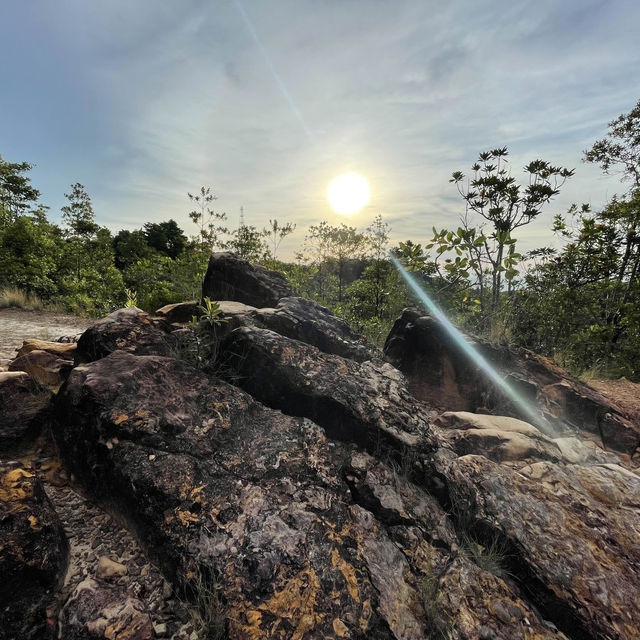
[{"x1": 2, "y1": 0, "x2": 639, "y2": 256}]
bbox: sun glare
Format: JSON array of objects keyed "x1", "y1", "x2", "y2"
[{"x1": 327, "y1": 173, "x2": 370, "y2": 215}]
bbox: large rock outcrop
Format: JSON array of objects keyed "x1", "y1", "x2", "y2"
[
  {"x1": 201, "y1": 252, "x2": 295, "y2": 308},
  {"x1": 5, "y1": 255, "x2": 640, "y2": 639},
  {"x1": 385, "y1": 308, "x2": 640, "y2": 456}
]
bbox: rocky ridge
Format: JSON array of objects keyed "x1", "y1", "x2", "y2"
[{"x1": 1, "y1": 251, "x2": 639, "y2": 639}]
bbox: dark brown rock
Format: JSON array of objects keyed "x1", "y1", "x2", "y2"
[
  {"x1": 74, "y1": 307, "x2": 172, "y2": 365},
  {"x1": 201, "y1": 252, "x2": 295, "y2": 308},
  {"x1": 0, "y1": 464, "x2": 69, "y2": 640},
  {"x1": 0, "y1": 371, "x2": 52, "y2": 452},
  {"x1": 219, "y1": 324, "x2": 433, "y2": 454},
  {"x1": 220, "y1": 296, "x2": 379, "y2": 362},
  {"x1": 384, "y1": 308, "x2": 640, "y2": 455}
]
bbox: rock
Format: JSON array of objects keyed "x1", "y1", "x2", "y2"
[
  {"x1": 430, "y1": 449, "x2": 640, "y2": 639},
  {"x1": 74, "y1": 307, "x2": 172, "y2": 364},
  {"x1": 201, "y1": 251, "x2": 295, "y2": 308},
  {"x1": 0, "y1": 464, "x2": 69, "y2": 640},
  {"x1": 96, "y1": 556, "x2": 128, "y2": 580},
  {"x1": 155, "y1": 301, "x2": 200, "y2": 324},
  {"x1": 9, "y1": 349, "x2": 74, "y2": 391},
  {"x1": 0, "y1": 370, "x2": 52, "y2": 453},
  {"x1": 384, "y1": 308, "x2": 640, "y2": 455},
  {"x1": 16, "y1": 338, "x2": 77, "y2": 360},
  {"x1": 219, "y1": 324, "x2": 433, "y2": 454},
  {"x1": 58, "y1": 578, "x2": 154, "y2": 640},
  {"x1": 221, "y1": 296, "x2": 380, "y2": 362},
  {"x1": 55, "y1": 352, "x2": 398, "y2": 638}
]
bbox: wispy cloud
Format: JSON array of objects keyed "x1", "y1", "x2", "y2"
[{"x1": 1, "y1": 0, "x2": 639, "y2": 256}]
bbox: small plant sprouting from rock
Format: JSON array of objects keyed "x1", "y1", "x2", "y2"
[
  {"x1": 459, "y1": 532, "x2": 510, "y2": 579},
  {"x1": 187, "y1": 568, "x2": 227, "y2": 640},
  {"x1": 197, "y1": 297, "x2": 227, "y2": 327},
  {"x1": 419, "y1": 568, "x2": 451, "y2": 639},
  {"x1": 124, "y1": 288, "x2": 138, "y2": 308}
]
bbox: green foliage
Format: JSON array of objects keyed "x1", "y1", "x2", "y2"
[
  {"x1": 0, "y1": 155, "x2": 40, "y2": 225},
  {"x1": 143, "y1": 219, "x2": 187, "y2": 259},
  {"x1": 226, "y1": 224, "x2": 269, "y2": 262},
  {"x1": 61, "y1": 183, "x2": 99, "y2": 238},
  {"x1": 188, "y1": 186, "x2": 228, "y2": 250},
  {"x1": 197, "y1": 297, "x2": 228, "y2": 327},
  {"x1": 419, "y1": 569, "x2": 451, "y2": 639}
]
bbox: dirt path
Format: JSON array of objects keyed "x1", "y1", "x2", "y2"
[{"x1": 0, "y1": 308, "x2": 94, "y2": 370}]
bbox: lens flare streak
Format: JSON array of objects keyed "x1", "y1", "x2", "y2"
[{"x1": 390, "y1": 253, "x2": 555, "y2": 435}]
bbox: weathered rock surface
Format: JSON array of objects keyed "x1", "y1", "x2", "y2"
[
  {"x1": 74, "y1": 307, "x2": 171, "y2": 364},
  {"x1": 220, "y1": 296, "x2": 380, "y2": 362},
  {"x1": 385, "y1": 308, "x2": 640, "y2": 456},
  {"x1": 0, "y1": 464, "x2": 69, "y2": 640},
  {"x1": 9, "y1": 349, "x2": 74, "y2": 391},
  {"x1": 429, "y1": 449, "x2": 640, "y2": 640},
  {"x1": 17, "y1": 338, "x2": 77, "y2": 360},
  {"x1": 155, "y1": 301, "x2": 200, "y2": 325},
  {"x1": 219, "y1": 324, "x2": 432, "y2": 453},
  {"x1": 0, "y1": 370, "x2": 52, "y2": 452},
  {"x1": 58, "y1": 578, "x2": 154, "y2": 640},
  {"x1": 202, "y1": 251, "x2": 295, "y2": 308}
]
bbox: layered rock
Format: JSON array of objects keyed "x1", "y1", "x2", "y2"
[
  {"x1": 384, "y1": 308, "x2": 640, "y2": 456},
  {"x1": 0, "y1": 464, "x2": 69, "y2": 640},
  {"x1": 0, "y1": 370, "x2": 52, "y2": 452},
  {"x1": 201, "y1": 252, "x2": 295, "y2": 308}
]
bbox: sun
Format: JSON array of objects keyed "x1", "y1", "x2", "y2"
[{"x1": 327, "y1": 173, "x2": 370, "y2": 215}]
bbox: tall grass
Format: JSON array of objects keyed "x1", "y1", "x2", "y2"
[{"x1": 0, "y1": 287, "x2": 45, "y2": 311}]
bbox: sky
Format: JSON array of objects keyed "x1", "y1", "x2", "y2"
[{"x1": 2, "y1": 0, "x2": 640, "y2": 258}]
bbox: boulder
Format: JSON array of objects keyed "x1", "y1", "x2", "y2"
[
  {"x1": 201, "y1": 252, "x2": 295, "y2": 308},
  {"x1": 9, "y1": 349, "x2": 74, "y2": 391},
  {"x1": 0, "y1": 370, "x2": 52, "y2": 452},
  {"x1": 16, "y1": 338, "x2": 77, "y2": 360},
  {"x1": 54, "y1": 350, "x2": 566, "y2": 639},
  {"x1": 430, "y1": 449, "x2": 640, "y2": 640},
  {"x1": 74, "y1": 307, "x2": 171, "y2": 365},
  {"x1": 0, "y1": 464, "x2": 69, "y2": 640},
  {"x1": 220, "y1": 296, "x2": 379, "y2": 362},
  {"x1": 219, "y1": 324, "x2": 433, "y2": 454},
  {"x1": 384, "y1": 308, "x2": 640, "y2": 456},
  {"x1": 154, "y1": 301, "x2": 200, "y2": 324}
]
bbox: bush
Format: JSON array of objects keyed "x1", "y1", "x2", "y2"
[{"x1": 0, "y1": 287, "x2": 45, "y2": 310}]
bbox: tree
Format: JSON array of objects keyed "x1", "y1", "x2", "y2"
[
  {"x1": 61, "y1": 183, "x2": 99, "y2": 238},
  {"x1": 584, "y1": 98, "x2": 640, "y2": 190},
  {"x1": 143, "y1": 220, "x2": 187, "y2": 259},
  {"x1": 113, "y1": 229, "x2": 153, "y2": 270},
  {"x1": 266, "y1": 219, "x2": 296, "y2": 263},
  {"x1": 447, "y1": 148, "x2": 573, "y2": 312},
  {"x1": 226, "y1": 225, "x2": 269, "y2": 262},
  {"x1": 188, "y1": 187, "x2": 228, "y2": 251},
  {"x1": 0, "y1": 155, "x2": 40, "y2": 227}
]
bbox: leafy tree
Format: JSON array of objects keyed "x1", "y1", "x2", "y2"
[
  {"x1": 188, "y1": 187, "x2": 228, "y2": 250},
  {"x1": 113, "y1": 229, "x2": 153, "y2": 270},
  {"x1": 0, "y1": 155, "x2": 40, "y2": 226},
  {"x1": 143, "y1": 220, "x2": 187, "y2": 259},
  {"x1": 584, "y1": 98, "x2": 640, "y2": 190},
  {"x1": 448, "y1": 148, "x2": 574, "y2": 312},
  {"x1": 226, "y1": 224, "x2": 269, "y2": 262},
  {"x1": 61, "y1": 183, "x2": 99, "y2": 238}
]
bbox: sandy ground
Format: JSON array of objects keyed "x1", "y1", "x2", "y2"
[{"x1": 0, "y1": 308, "x2": 94, "y2": 370}]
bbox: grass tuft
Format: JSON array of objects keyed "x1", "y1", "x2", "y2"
[{"x1": 0, "y1": 287, "x2": 45, "y2": 311}]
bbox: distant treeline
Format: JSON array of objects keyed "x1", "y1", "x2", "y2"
[{"x1": 2, "y1": 99, "x2": 640, "y2": 380}]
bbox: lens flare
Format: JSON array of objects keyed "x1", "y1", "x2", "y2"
[{"x1": 390, "y1": 253, "x2": 556, "y2": 436}]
